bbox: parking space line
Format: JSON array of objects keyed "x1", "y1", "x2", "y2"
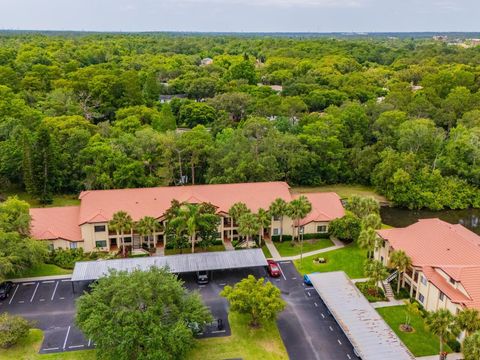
[
  {"x1": 43, "y1": 347, "x2": 59, "y2": 351},
  {"x1": 276, "y1": 263, "x2": 287, "y2": 281},
  {"x1": 19, "y1": 300, "x2": 25, "y2": 303},
  {"x1": 61, "y1": 279, "x2": 71, "y2": 282},
  {"x1": 22, "y1": 282, "x2": 35, "y2": 286},
  {"x1": 314, "y1": 302, "x2": 318, "y2": 307},
  {"x1": 63, "y1": 326, "x2": 71, "y2": 350},
  {"x1": 329, "y1": 326, "x2": 333, "y2": 331},
  {"x1": 347, "y1": 354, "x2": 351, "y2": 359},
  {"x1": 307, "y1": 291, "x2": 311, "y2": 297},
  {"x1": 304, "y1": 287, "x2": 314, "y2": 290},
  {"x1": 69, "y1": 345, "x2": 85, "y2": 349},
  {"x1": 30, "y1": 282, "x2": 40, "y2": 302},
  {"x1": 51, "y1": 281, "x2": 59, "y2": 301},
  {"x1": 337, "y1": 339, "x2": 342, "y2": 345},
  {"x1": 42, "y1": 280, "x2": 55, "y2": 284},
  {"x1": 321, "y1": 313, "x2": 325, "y2": 318},
  {"x1": 39, "y1": 299, "x2": 45, "y2": 302},
  {"x1": 9, "y1": 283, "x2": 19, "y2": 305}
]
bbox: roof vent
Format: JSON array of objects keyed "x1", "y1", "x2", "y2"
[{"x1": 446, "y1": 248, "x2": 450, "y2": 251}]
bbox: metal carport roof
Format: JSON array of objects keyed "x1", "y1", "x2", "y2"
[
  {"x1": 309, "y1": 271, "x2": 415, "y2": 360},
  {"x1": 71, "y1": 249, "x2": 267, "y2": 282}
]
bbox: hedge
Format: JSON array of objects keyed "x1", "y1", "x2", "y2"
[{"x1": 271, "y1": 233, "x2": 329, "y2": 242}]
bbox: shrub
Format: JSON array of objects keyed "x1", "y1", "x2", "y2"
[
  {"x1": 271, "y1": 235, "x2": 292, "y2": 242},
  {"x1": 46, "y1": 248, "x2": 85, "y2": 269},
  {"x1": 0, "y1": 313, "x2": 31, "y2": 348},
  {"x1": 446, "y1": 339, "x2": 461, "y2": 353},
  {"x1": 329, "y1": 214, "x2": 361, "y2": 241}
]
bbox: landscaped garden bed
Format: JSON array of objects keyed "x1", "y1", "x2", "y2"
[
  {"x1": 294, "y1": 243, "x2": 366, "y2": 278},
  {"x1": 355, "y1": 281, "x2": 387, "y2": 302}
]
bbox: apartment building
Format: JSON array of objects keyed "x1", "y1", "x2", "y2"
[
  {"x1": 375, "y1": 218, "x2": 480, "y2": 313},
  {"x1": 30, "y1": 181, "x2": 345, "y2": 252}
]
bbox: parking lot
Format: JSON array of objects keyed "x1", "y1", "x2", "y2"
[
  {"x1": 1, "y1": 262, "x2": 359, "y2": 359},
  {"x1": 0, "y1": 278, "x2": 93, "y2": 354}
]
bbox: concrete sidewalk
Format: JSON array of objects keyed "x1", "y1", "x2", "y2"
[
  {"x1": 264, "y1": 239, "x2": 282, "y2": 260},
  {"x1": 8, "y1": 274, "x2": 72, "y2": 282},
  {"x1": 416, "y1": 353, "x2": 463, "y2": 360}
]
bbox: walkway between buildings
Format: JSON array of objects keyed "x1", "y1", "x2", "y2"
[
  {"x1": 416, "y1": 353, "x2": 463, "y2": 360},
  {"x1": 265, "y1": 237, "x2": 345, "y2": 261}
]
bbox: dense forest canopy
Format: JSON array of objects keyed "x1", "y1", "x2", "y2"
[{"x1": 0, "y1": 33, "x2": 480, "y2": 210}]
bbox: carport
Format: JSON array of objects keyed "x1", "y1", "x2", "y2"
[
  {"x1": 308, "y1": 271, "x2": 415, "y2": 360},
  {"x1": 71, "y1": 249, "x2": 268, "y2": 291}
]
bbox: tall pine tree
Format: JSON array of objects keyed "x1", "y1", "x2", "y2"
[{"x1": 32, "y1": 125, "x2": 58, "y2": 204}]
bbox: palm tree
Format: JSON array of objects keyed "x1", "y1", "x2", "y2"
[
  {"x1": 256, "y1": 208, "x2": 271, "y2": 246},
  {"x1": 269, "y1": 198, "x2": 288, "y2": 242},
  {"x1": 389, "y1": 250, "x2": 412, "y2": 294},
  {"x1": 361, "y1": 213, "x2": 382, "y2": 230},
  {"x1": 228, "y1": 202, "x2": 249, "y2": 241},
  {"x1": 403, "y1": 300, "x2": 422, "y2": 332},
  {"x1": 358, "y1": 227, "x2": 378, "y2": 259},
  {"x1": 137, "y1": 216, "x2": 159, "y2": 250},
  {"x1": 364, "y1": 259, "x2": 389, "y2": 296},
  {"x1": 170, "y1": 203, "x2": 218, "y2": 254},
  {"x1": 425, "y1": 309, "x2": 460, "y2": 360},
  {"x1": 463, "y1": 331, "x2": 480, "y2": 360},
  {"x1": 287, "y1": 196, "x2": 312, "y2": 243},
  {"x1": 456, "y1": 309, "x2": 480, "y2": 337},
  {"x1": 109, "y1": 211, "x2": 133, "y2": 257},
  {"x1": 237, "y1": 212, "x2": 260, "y2": 248}
]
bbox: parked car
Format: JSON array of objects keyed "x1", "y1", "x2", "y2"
[
  {"x1": 266, "y1": 259, "x2": 281, "y2": 277},
  {"x1": 196, "y1": 271, "x2": 209, "y2": 285},
  {"x1": 0, "y1": 281, "x2": 13, "y2": 300},
  {"x1": 303, "y1": 273, "x2": 319, "y2": 286}
]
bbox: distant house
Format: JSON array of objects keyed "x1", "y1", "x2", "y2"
[
  {"x1": 159, "y1": 94, "x2": 187, "y2": 103},
  {"x1": 200, "y1": 57, "x2": 213, "y2": 66},
  {"x1": 257, "y1": 83, "x2": 283, "y2": 92},
  {"x1": 29, "y1": 182, "x2": 345, "y2": 252},
  {"x1": 375, "y1": 219, "x2": 480, "y2": 314}
]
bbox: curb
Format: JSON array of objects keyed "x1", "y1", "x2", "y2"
[{"x1": 8, "y1": 274, "x2": 72, "y2": 283}]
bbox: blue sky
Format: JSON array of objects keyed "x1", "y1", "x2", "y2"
[{"x1": 0, "y1": 0, "x2": 478, "y2": 33}]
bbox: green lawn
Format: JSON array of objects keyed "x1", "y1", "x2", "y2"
[
  {"x1": 1, "y1": 312, "x2": 288, "y2": 360},
  {"x1": 274, "y1": 239, "x2": 333, "y2": 257},
  {"x1": 0, "y1": 329, "x2": 95, "y2": 360},
  {"x1": 165, "y1": 245, "x2": 226, "y2": 256},
  {"x1": 292, "y1": 184, "x2": 386, "y2": 202},
  {"x1": 376, "y1": 306, "x2": 451, "y2": 357},
  {"x1": 261, "y1": 245, "x2": 272, "y2": 258},
  {"x1": 293, "y1": 242, "x2": 366, "y2": 279},
  {"x1": 2, "y1": 188, "x2": 80, "y2": 208},
  {"x1": 9, "y1": 263, "x2": 72, "y2": 279},
  {"x1": 188, "y1": 312, "x2": 288, "y2": 360}
]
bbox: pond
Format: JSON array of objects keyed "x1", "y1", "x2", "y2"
[{"x1": 380, "y1": 207, "x2": 480, "y2": 235}]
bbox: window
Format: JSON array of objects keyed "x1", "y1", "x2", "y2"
[
  {"x1": 70, "y1": 242, "x2": 77, "y2": 249},
  {"x1": 273, "y1": 215, "x2": 280, "y2": 221},
  {"x1": 47, "y1": 243, "x2": 54, "y2": 251},
  {"x1": 439, "y1": 292, "x2": 444, "y2": 301},
  {"x1": 273, "y1": 228, "x2": 280, "y2": 236},
  {"x1": 95, "y1": 240, "x2": 107, "y2": 248},
  {"x1": 449, "y1": 277, "x2": 456, "y2": 285},
  {"x1": 317, "y1": 225, "x2": 327, "y2": 233},
  {"x1": 420, "y1": 275, "x2": 427, "y2": 286},
  {"x1": 124, "y1": 237, "x2": 132, "y2": 243},
  {"x1": 94, "y1": 225, "x2": 106, "y2": 232},
  {"x1": 418, "y1": 293, "x2": 425, "y2": 303}
]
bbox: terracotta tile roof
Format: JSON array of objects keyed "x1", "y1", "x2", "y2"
[
  {"x1": 377, "y1": 218, "x2": 480, "y2": 309},
  {"x1": 422, "y1": 266, "x2": 471, "y2": 303},
  {"x1": 78, "y1": 182, "x2": 293, "y2": 224},
  {"x1": 30, "y1": 206, "x2": 82, "y2": 242},
  {"x1": 29, "y1": 182, "x2": 345, "y2": 245},
  {"x1": 296, "y1": 192, "x2": 345, "y2": 226}
]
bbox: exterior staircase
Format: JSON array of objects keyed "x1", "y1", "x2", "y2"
[{"x1": 382, "y1": 280, "x2": 395, "y2": 300}]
